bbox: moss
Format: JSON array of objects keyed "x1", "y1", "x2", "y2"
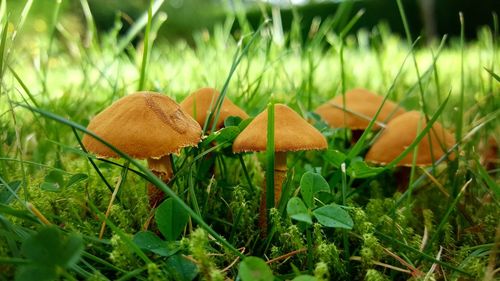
[
  {"x1": 109, "y1": 234, "x2": 140, "y2": 269},
  {"x1": 360, "y1": 234, "x2": 383, "y2": 266},
  {"x1": 314, "y1": 262, "x2": 329, "y2": 281},
  {"x1": 364, "y1": 269, "x2": 389, "y2": 281},
  {"x1": 147, "y1": 263, "x2": 166, "y2": 281},
  {"x1": 188, "y1": 228, "x2": 225, "y2": 281}
]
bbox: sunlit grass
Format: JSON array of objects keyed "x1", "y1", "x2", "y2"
[{"x1": 0, "y1": 1, "x2": 499, "y2": 280}]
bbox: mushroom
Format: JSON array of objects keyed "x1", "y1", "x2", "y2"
[
  {"x1": 82, "y1": 91, "x2": 202, "y2": 207},
  {"x1": 180, "y1": 87, "x2": 249, "y2": 131},
  {"x1": 233, "y1": 104, "x2": 327, "y2": 233},
  {"x1": 365, "y1": 111, "x2": 455, "y2": 189},
  {"x1": 315, "y1": 88, "x2": 406, "y2": 141}
]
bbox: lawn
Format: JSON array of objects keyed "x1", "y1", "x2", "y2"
[{"x1": 0, "y1": 1, "x2": 499, "y2": 280}]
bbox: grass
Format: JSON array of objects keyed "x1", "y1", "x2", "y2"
[{"x1": 0, "y1": 1, "x2": 499, "y2": 280}]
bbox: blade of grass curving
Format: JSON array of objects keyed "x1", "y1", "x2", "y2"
[
  {"x1": 188, "y1": 165, "x2": 201, "y2": 216},
  {"x1": 0, "y1": 175, "x2": 23, "y2": 206},
  {"x1": 41, "y1": 0, "x2": 62, "y2": 94},
  {"x1": 79, "y1": 0, "x2": 99, "y2": 49},
  {"x1": 396, "y1": 0, "x2": 441, "y2": 168},
  {"x1": 0, "y1": 0, "x2": 5, "y2": 21},
  {"x1": 6, "y1": 97, "x2": 29, "y2": 201},
  {"x1": 115, "y1": 266, "x2": 148, "y2": 281},
  {"x1": 421, "y1": 179, "x2": 472, "y2": 256},
  {"x1": 489, "y1": 13, "x2": 498, "y2": 91},
  {"x1": 473, "y1": 158, "x2": 500, "y2": 199},
  {"x1": 5, "y1": 0, "x2": 33, "y2": 58},
  {"x1": 81, "y1": 252, "x2": 128, "y2": 274},
  {"x1": 238, "y1": 154, "x2": 255, "y2": 194},
  {"x1": 385, "y1": 93, "x2": 450, "y2": 170},
  {"x1": 88, "y1": 201, "x2": 152, "y2": 264},
  {"x1": 0, "y1": 257, "x2": 29, "y2": 265},
  {"x1": 375, "y1": 230, "x2": 472, "y2": 277},
  {"x1": 347, "y1": 39, "x2": 419, "y2": 158},
  {"x1": 72, "y1": 128, "x2": 115, "y2": 195},
  {"x1": 0, "y1": 19, "x2": 7, "y2": 77},
  {"x1": 395, "y1": 0, "x2": 428, "y2": 114},
  {"x1": 340, "y1": 163, "x2": 350, "y2": 270},
  {"x1": 138, "y1": 0, "x2": 153, "y2": 90},
  {"x1": 456, "y1": 12, "x2": 465, "y2": 149},
  {"x1": 18, "y1": 103, "x2": 244, "y2": 257},
  {"x1": 266, "y1": 101, "x2": 275, "y2": 232},
  {"x1": 116, "y1": 0, "x2": 164, "y2": 55},
  {"x1": 8, "y1": 66, "x2": 39, "y2": 108},
  {"x1": 484, "y1": 67, "x2": 500, "y2": 82},
  {"x1": 208, "y1": 20, "x2": 269, "y2": 133}
]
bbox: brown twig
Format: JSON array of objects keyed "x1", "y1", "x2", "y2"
[
  {"x1": 349, "y1": 256, "x2": 412, "y2": 274},
  {"x1": 384, "y1": 248, "x2": 424, "y2": 277},
  {"x1": 222, "y1": 247, "x2": 246, "y2": 272},
  {"x1": 99, "y1": 176, "x2": 122, "y2": 239},
  {"x1": 265, "y1": 248, "x2": 307, "y2": 264},
  {"x1": 27, "y1": 202, "x2": 52, "y2": 225}
]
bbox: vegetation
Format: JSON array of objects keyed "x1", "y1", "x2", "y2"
[{"x1": 0, "y1": 0, "x2": 498, "y2": 280}]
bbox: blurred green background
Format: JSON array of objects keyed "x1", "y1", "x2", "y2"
[{"x1": 6, "y1": 0, "x2": 500, "y2": 42}]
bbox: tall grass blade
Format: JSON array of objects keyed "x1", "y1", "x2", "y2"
[
  {"x1": 265, "y1": 101, "x2": 275, "y2": 230},
  {"x1": 116, "y1": 0, "x2": 164, "y2": 54},
  {"x1": 138, "y1": 0, "x2": 153, "y2": 91}
]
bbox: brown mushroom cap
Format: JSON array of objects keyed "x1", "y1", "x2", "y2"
[
  {"x1": 315, "y1": 88, "x2": 406, "y2": 130},
  {"x1": 180, "y1": 87, "x2": 249, "y2": 130},
  {"x1": 233, "y1": 104, "x2": 328, "y2": 153},
  {"x1": 82, "y1": 91, "x2": 202, "y2": 159},
  {"x1": 365, "y1": 111, "x2": 456, "y2": 166}
]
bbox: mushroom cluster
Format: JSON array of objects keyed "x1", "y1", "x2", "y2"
[{"x1": 81, "y1": 87, "x2": 457, "y2": 237}]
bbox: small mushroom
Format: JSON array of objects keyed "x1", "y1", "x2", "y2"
[
  {"x1": 315, "y1": 88, "x2": 406, "y2": 141},
  {"x1": 82, "y1": 92, "x2": 202, "y2": 207},
  {"x1": 365, "y1": 111, "x2": 455, "y2": 189},
  {"x1": 233, "y1": 104, "x2": 327, "y2": 234},
  {"x1": 180, "y1": 87, "x2": 249, "y2": 131}
]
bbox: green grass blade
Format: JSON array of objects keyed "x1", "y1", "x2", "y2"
[
  {"x1": 116, "y1": 0, "x2": 164, "y2": 55},
  {"x1": 266, "y1": 101, "x2": 275, "y2": 230},
  {"x1": 385, "y1": 93, "x2": 450, "y2": 170},
  {"x1": 137, "y1": 0, "x2": 153, "y2": 91}
]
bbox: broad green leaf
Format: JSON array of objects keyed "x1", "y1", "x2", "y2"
[
  {"x1": 286, "y1": 197, "x2": 312, "y2": 225},
  {"x1": 239, "y1": 256, "x2": 274, "y2": 281},
  {"x1": 165, "y1": 254, "x2": 199, "y2": 281},
  {"x1": 40, "y1": 170, "x2": 65, "y2": 192},
  {"x1": 313, "y1": 204, "x2": 353, "y2": 229},
  {"x1": 15, "y1": 265, "x2": 56, "y2": 281},
  {"x1": 21, "y1": 226, "x2": 83, "y2": 268},
  {"x1": 347, "y1": 160, "x2": 384, "y2": 179},
  {"x1": 292, "y1": 275, "x2": 318, "y2": 281},
  {"x1": 300, "y1": 172, "x2": 330, "y2": 208},
  {"x1": 155, "y1": 198, "x2": 189, "y2": 241},
  {"x1": 65, "y1": 173, "x2": 88, "y2": 188},
  {"x1": 133, "y1": 231, "x2": 178, "y2": 257},
  {"x1": 224, "y1": 116, "x2": 243, "y2": 127},
  {"x1": 215, "y1": 126, "x2": 240, "y2": 143},
  {"x1": 323, "y1": 149, "x2": 347, "y2": 168},
  {"x1": 0, "y1": 180, "x2": 21, "y2": 204}
]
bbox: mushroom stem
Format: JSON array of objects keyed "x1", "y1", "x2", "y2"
[
  {"x1": 146, "y1": 155, "x2": 173, "y2": 208},
  {"x1": 258, "y1": 151, "x2": 288, "y2": 236},
  {"x1": 274, "y1": 151, "x2": 288, "y2": 205}
]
